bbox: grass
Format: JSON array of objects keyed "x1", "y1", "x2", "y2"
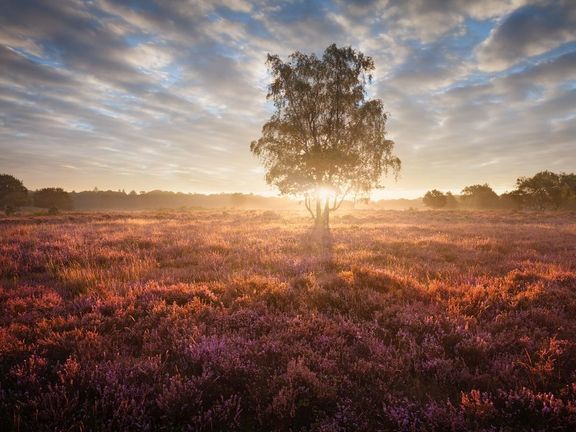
[{"x1": 1, "y1": 209, "x2": 576, "y2": 431}]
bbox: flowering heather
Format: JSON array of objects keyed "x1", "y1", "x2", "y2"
[{"x1": 1, "y1": 210, "x2": 576, "y2": 431}]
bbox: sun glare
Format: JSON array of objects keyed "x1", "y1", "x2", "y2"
[{"x1": 317, "y1": 187, "x2": 336, "y2": 202}]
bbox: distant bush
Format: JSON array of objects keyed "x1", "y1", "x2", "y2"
[
  {"x1": 499, "y1": 190, "x2": 524, "y2": 210},
  {"x1": 460, "y1": 171, "x2": 576, "y2": 211},
  {"x1": 461, "y1": 184, "x2": 500, "y2": 209},
  {"x1": 33, "y1": 187, "x2": 73, "y2": 210},
  {"x1": 423, "y1": 189, "x2": 448, "y2": 208},
  {"x1": 0, "y1": 173, "x2": 28, "y2": 213},
  {"x1": 445, "y1": 191, "x2": 458, "y2": 209},
  {"x1": 422, "y1": 171, "x2": 576, "y2": 211},
  {"x1": 514, "y1": 171, "x2": 576, "y2": 210}
]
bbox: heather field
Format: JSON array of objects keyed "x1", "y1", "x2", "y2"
[{"x1": 1, "y1": 210, "x2": 576, "y2": 431}]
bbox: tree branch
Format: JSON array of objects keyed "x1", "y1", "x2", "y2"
[
  {"x1": 304, "y1": 194, "x2": 315, "y2": 219},
  {"x1": 331, "y1": 185, "x2": 352, "y2": 211}
]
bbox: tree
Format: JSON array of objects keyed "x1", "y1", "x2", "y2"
[
  {"x1": 423, "y1": 190, "x2": 447, "y2": 209},
  {"x1": 499, "y1": 190, "x2": 523, "y2": 210},
  {"x1": 515, "y1": 171, "x2": 564, "y2": 210},
  {"x1": 250, "y1": 44, "x2": 400, "y2": 227},
  {"x1": 0, "y1": 174, "x2": 28, "y2": 214},
  {"x1": 33, "y1": 188, "x2": 73, "y2": 211},
  {"x1": 445, "y1": 192, "x2": 458, "y2": 209},
  {"x1": 460, "y1": 184, "x2": 499, "y2": 209},
  {"x1": 516, "y1": 171, "x2": 562, "y2": 210},
  {"x1": 559, "y1": 173, "x2": 576, "y2": 209},
  {"x1": 560, "y1": 173, "x2": 576, "y2": 194}
]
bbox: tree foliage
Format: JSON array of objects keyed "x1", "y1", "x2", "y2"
[
  {"x1": 499, "y1": 190, "x2": 523, "y2": 210},
  {"x1": 251, "y1": 44, "x2": 400, "y2": 226},
  {"x1": 0, "y1": 174, "x2": 28, "y2": 213},
  {"x1": 460, "y1": 184, "x2": 499, "y2": 209},
  {"x1": 515, "y1": 171, "x2": 575, "y2": 210},
  {"x1": 423, "y1": 190, "x2": 447, "y2": 209},
  {"x1": 445, "y1": 192, "x2": 458, "y2": 209},
  {"x1": 424, "y1": 172, "x2": 576, "y2": 211},
  {"x1": 33, "y1": 188, "x2": 73, "y2": 210}
]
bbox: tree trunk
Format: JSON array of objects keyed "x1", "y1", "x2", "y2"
[
  {"x1": 314, "y1": 198, "x2": 330, "y2": 229},
  {"x1": 323, "y1": 199, "x2": 330, "y2": 227}
]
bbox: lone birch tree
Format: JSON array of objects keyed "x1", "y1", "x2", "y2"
[{"x1": 250, "y1": 44, "x2": 400, "y2": 227}]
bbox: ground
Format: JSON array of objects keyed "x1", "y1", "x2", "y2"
[{"x1": 1, "y1": 209, "x2": 576, "y2": 431}]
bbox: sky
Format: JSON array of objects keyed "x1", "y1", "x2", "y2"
[{"x1": 1, "y1": 0, "x2": 575, "y2": 199}]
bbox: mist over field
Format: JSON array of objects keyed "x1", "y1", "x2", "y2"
[{"x1": 2, "y1": 0, "x2": 576, "y2": 431}]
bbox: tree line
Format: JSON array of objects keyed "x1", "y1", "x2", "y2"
[
  {"x1": 0, "y1": 174, "x2": 297, "y2": 214},
  {"x1": 423, "y1": 171, "x2": 576, "y2": 210},
  {"x1": 0, "y1": 174, "x2": 72, "y2": 215},
  {"x1": 3, "y1": 170, "x2": 575, "y2": 216}
]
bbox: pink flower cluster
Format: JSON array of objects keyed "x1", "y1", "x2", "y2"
[{"x1": 1, "y1": 210, "x2": 575, "y2": 430}]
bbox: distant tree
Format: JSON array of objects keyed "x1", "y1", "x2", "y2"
[
  {"x1": 499, "y1": 190, "x2": 524, "y2": 210},
  {"x1": 445, "y1": 191, "x2": 458, "y2": 209},
  {"x1": 560, "y1": 173, "x2": 576, "y2": 209},
  {"x1": 460, "y1": 184, "x2": 499, "y2": 209},
  {"x1": 560, "y1": 173, "x2": 576, "y2": 193},
  {"x1": 423, "y1": 190, "x2": 447, "y2": 209},
  {"x1": 515, "y1": 171, "x2": 564, "y2": 210},
  {"x1": 0, "y1": 174, "x2": 28, "y2": 214},
  {"x1": 251, "y1": 44, "x2": 400, "y2": 228},
  {"x1": 33, "y1": 188, "x2": 73, "y2": 211},
  {"x1": 230, "y1": 193, "x2": 248, "y2": 208}
]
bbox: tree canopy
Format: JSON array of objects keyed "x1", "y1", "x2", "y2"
[
  {"x1": 251, "y1": 44, "x2": 400, "y2": 226},
  {"x1": 0, "y1": 174, "x2": 28, "y2": 213},
  {"x1": 33, "y1": 188, "x2": 73, "y2": 211},
  {"x1": 515, "y1": 171, "x2": 574, "y2": 210},
  {"x1": 460, "y1": 184, "x2": 499, "y2": 209},
  {"x1": 423, "y1": 189, "x2": 448, "y2": 209}
]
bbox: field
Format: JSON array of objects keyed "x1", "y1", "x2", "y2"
[{"x1": 1, "y1": 210, "x2": 576, "y2": 431}]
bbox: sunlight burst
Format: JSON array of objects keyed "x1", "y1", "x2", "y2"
[{"x1": 317, "y1": 187, "x2": 336, "y2": 202}]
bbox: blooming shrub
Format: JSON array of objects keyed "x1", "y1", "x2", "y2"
[{"x1": 1, "y1": 210, "x2": 576, "y2": 431}]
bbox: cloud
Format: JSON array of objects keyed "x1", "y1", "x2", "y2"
[
  {"x1": 442, "y1": 50, "x2": 576, "y2": 104},
  {"x1": 476, "y1": 0, "x2": 576, "y2": 71},
  {"x1": 372, "y1": 0, "x2": 524, "y2": 43},
  {"x1": 0, "y1": 46, "x2": 74, "y2": 87},
  {"x1": 385, "y1": 42, "x2": 470, "y2": 92},
  {"x1": 378, "y1": 45, "x2": 576, "y2": 193},
  {"x1": 0, "y1": 0, "x2": 574, "y2": 196}
]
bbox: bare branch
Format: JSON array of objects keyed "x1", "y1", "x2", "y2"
[
  {"x1": 331, "y1": 185, "x2": 352, "y2": 211},
  {"x1": 304, "y1": 194, "x2": 315, "y2": 219}
]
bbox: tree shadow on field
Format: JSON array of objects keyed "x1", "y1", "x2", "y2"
[{"x1": 300, "y1": 226, "x2": 334, "y2": 273}]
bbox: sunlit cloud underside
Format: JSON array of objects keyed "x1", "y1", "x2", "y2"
[{"x1": 1, "y1": 0, "x2": 575, "y2": 198}]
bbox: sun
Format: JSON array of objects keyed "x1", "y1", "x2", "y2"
[{"x1": 317, "y1": 187, "x2": 336, "y2": 202}]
